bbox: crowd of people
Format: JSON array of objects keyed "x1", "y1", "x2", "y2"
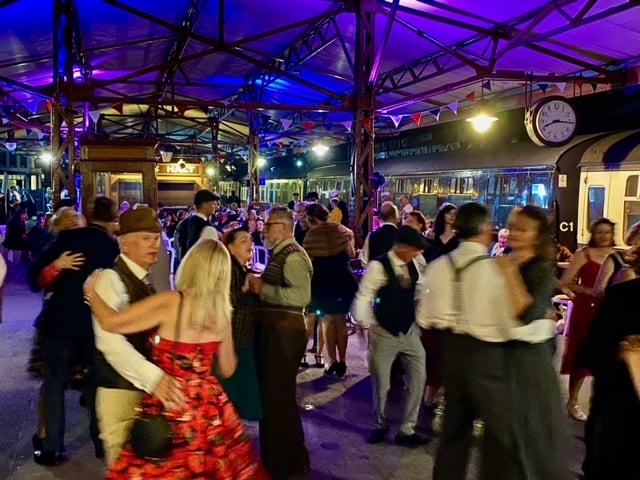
[{"x1": 6, "y1": 187, "x2": 640, "y2": 480}]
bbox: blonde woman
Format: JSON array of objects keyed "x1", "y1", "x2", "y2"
[{"x1": 84, "y1": 239, "x2": 268, "y2": 479}]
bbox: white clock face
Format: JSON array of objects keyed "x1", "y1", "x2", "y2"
[{"x1": 535, "y1": 100, "x2": 577, "y2": 143}]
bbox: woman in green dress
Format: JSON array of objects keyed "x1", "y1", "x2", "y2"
[{"x1": 219, "y1": 228, "x2": 263, "y2": 420}]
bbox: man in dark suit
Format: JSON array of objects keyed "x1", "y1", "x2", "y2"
[
  {"x1": 359, "y1": 201, "x2": 399, "y2": 266},
  {"x1": 28, "y1": 197, "x2": 120, "y2": 466},
  {"x1": 581, "y1": 277, "x2": 640, "y2": 480}
]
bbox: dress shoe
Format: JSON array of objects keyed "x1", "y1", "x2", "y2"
[
  {"x1": 394, "y1": 433, "x2": 431, "y2": 448},
  {"x1": 567, "y1": 403, "x2": 587, "y2": 421},
  {"x1": 334, "y1": 362, "x2": 347, "y2": 378},
  {"x1": 324, "y1": 362, "x2": 338, "y2": 376},
  {"x1": 366, "y1": 428, "x2": 389, "y2": 444},
  {"x1": 33, "y1": 450, "x2": 65, "y2": 466},
  {"x1": 313, "y1": 356, "x2": 325, "y2": 368}
]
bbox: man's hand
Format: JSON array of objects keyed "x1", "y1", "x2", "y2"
[
  {"x1": 152, "y1": 374, "x2": 185, "y2": 410},
  {"x1": 55, "y1": 251, "x2": 85, "y2": 271},
  {"x1": 246, "y1": 274, "x2": 264, "y2": 294}
]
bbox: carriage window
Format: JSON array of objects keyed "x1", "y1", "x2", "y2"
[
  {"x1": 624, "y1": 201, "x2": 640, "y2": 243},
  {"x1": 587, "y1": 186, "x2": 606, "y2": 227},
  {"x1": 626, "y1": 175, "x2": 639, "y2": 197}
]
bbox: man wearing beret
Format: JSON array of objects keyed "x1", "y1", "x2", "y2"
[
  {"x1": 28, "y1": 196, "x2": 120, "y2": 465},
  {"x1": 92, "y1": 206, "x2": 185, "y2": 466}
]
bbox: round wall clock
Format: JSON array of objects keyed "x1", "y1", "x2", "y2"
[{"x1": 525, "y1": 96, "x2": 578, "y2": 147}]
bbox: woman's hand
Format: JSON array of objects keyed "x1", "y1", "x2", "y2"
[{"x1": 54, "y1": 251, "x2": 85, "y2": 271}]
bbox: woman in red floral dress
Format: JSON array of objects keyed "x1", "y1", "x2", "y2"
[{"x1": 85, "y1": 239, "x2": 269, "y2": 479}]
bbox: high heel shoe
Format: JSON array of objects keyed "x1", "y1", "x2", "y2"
[
  {"x1": 567, "y1": 403, "x2": 587, "y2": 421},
  {"x1": 313, "y1": 355, "x2": 325, "y2": 369}
]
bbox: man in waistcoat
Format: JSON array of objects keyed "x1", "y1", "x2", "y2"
[
  {"x1": 93, "y1": 207, "x2": 185, "y2": 466},
  {"x1": 359, "y1": 201, "x2": 399, "y2": 266},
  {"x1": 27, "y1": 196, "x2": 120, "y2": 465},
  {"x1": 244, "y1": 205, "x2": 313, "y2": 479},
  {"x1": 352, "y1": 226, "x2": 430, "y2": 448},
  {"x1": 173, "y1": 189, "x2": 220, "y2": 266}
]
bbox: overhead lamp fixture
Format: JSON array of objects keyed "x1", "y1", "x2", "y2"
[
  {"x1": 206, "y1": 166, "x2": 215, "y2": 177},
  {"x1": 466, "y1": 92, "x2": 497, "y2": 133},
  {"x1": 312, "y1": 143, "x2": 329, "y2": 156},
  {"x1": 40, "y1": 152, "x2": 53, "y2": 164},
  {"x1": 257, "y1": 157, "x2": 267, "y2": 167}
]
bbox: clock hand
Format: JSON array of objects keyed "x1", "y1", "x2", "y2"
[{"x1": 543, "y1": 120, "x2": 574, "y2": 128}]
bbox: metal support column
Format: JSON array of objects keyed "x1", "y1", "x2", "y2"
[
  {"x1": 247, "y1": 111, "x2": 260, "y2": 203},
  {"x1": 52, "y1": 0, "x2": 78, "y2": 206},
  {"x1": 351, "y1": 0, "x2": 376, "y2": 246}
]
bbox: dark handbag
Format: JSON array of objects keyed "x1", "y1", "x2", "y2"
[{"x1": 129, "y1": 292, "x2": 184, "y2": 460}]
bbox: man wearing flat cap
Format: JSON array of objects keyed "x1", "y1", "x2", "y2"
[
  {"x1": 27, "y1": 196, "x2": 120, "y2": 465},
  {"x1": 352, "y1": 225, "x2": 429, "y2": 448},
  {"x1": 174, "y1": 189, "x2": 220, "y2": 266},
  {"x1": 92, "y1": 206, "x2": 185, "y2": 466}
]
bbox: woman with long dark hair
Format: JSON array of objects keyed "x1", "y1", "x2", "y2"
[
  {"x1": 559, "y1": 218, "x2": 615, "y2": 420},
  {"x1": 496, "y1": 205, "x2": 572, "y2": 480},
  {"x1": 424, "y1": 203, "x2": 458, "y2": 262}
]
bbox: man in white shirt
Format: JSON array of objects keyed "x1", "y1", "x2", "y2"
[
  {"x1": 359, "y1": 201, "x2": 399, "y2": 267},
  {"x1": 93, "y1": 207, "x2": 185, "y2": 466},
  {"x1": 415, "y1": 202, "x2": 522, "y2": 480},
  {"x1": 352, "y1": 226, "x2": 430, "y2": 448},
  {"x1": 399, "y1": 195, "x2": 413, "y2": 216}
]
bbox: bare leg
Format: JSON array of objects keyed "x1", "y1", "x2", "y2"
[
  {"x1": 321, "y1": 315, "x2": 337, "y2": 365},
  {"x1": 315, "y1": 319, "x2": 325, "y2": 366},
  {"x1": 567, "y1": 374, "x2": 587, "y2": 420},
  {"x1": 333, "y1": 314, "x2": 349, "y2": 363}
]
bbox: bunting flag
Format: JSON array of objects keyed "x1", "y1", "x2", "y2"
[
  {"x1": 465, "y1": 91, "x2": 476, "y2": 103},
  {"x1": 362, "y1": 117, "x2": 374, "y2": 131},
  {"x1": 2, "y1": 117, "x2": 10, "y2": 125},
  {"x1": 113, "y1": 103, "x2": 124, "y2": 115},
  {"x1": 266, "y1": 141, "x2": 274, "y2": 148},
  {"x1": 302, "y1": 121, "x2": 314, "y2": 132},
  {"x1": 447, "y1": 101, "x2": 459, "y2": 115},
  {"x1": 555, "y1": 82, "x2": 567, "y2": 93},
  {"x1": 177, "y1": 105, "x2": 189, "y2": 116},
  {"x1": 340, "y1": 120, "x2": 352, "y2": 132},
  {"x1": 45, "y1": 100, "x2": 53, "y2": 113},
  {"x1": 37, "y1": 130, "x2": 46, "y2": 140},
  {"x1": 429, "y1": 108, "x2": 441, "y2": 122},
  {"x1": 277, "y1": 142, "x2": 284, "y2": 149},
  {"x1": 411, "y1": 112, "x2": 422, "y2": 126},
  {"x1": 4, "y1": 142, "x2": 16, "y2": 151},
  {"x1": 537, "y1": 83, "x2": 549, "y2": 94},
  {"x1": 280, "y1": 118, "x2": 293, "y2": 131},
  {"x1": 590, "y1": 82, "x2": 598, "y2": 92},
  {"x1": 25, "y1": 128, "x2": 32, "y2": 136},
  {"x1": 205, "y1": 154, "x2": 214, "y2": 161},
  {"x1": 25, "y1": 101, "x2": 40, "y2": 115},
  {"x1": 576, "y1": 79, "x2": 585, "y2": 89},
  {"x1": 325, "y1": 122, "x2": 333, "y2": 132},
  {"x1": 220, "y1": 100, "x2": 230, "y2": 106},
  {"x1": 389, "y1": 115, "x2": 404, "y2": 128},
  {"x1": 89, "y1": 110, "x2": 102, "y2": 124},
  {"x1": 482, "y1": 80, "x2": 492, "y2": 91}
]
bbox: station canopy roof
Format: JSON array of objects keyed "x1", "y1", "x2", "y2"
[{"x1": 1, "y1": 0, "x2": 640, "y2": 158}]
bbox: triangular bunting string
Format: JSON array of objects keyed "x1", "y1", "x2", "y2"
[
  {"x1": 555, "y1": 82, "x2": 567, "y2": 93},
  {"x1": 266, "y1": 141, "x2": 274, "y2": 148},
  {"x1": 302, "y1": 121, "x2": 314, "y2": 132},
  {"x1": 576, "y1": 79, "x2": 585, "y2": 89},
  {"x1": 410, "y1": 112, "x2": 422, "y2": 126},
  {"x1": 205, "y1": 154, "x2": 214, "y2": 161},
  {"x1": 45, "y1": 100, "x2": 53, "y2": 113},
  {"x1": 280, "y1": 118, "x2": 293, "y2": 131},
  {"x1": 389, "y1": 115, "x2": 404, "y2": 128},
  {"x1": 537, "y1": 83, "x2": 549, "y2": 94},
  {"x1": 362, "y1": 117, "x2": 374, "y2": 131},
  {"x1": 429, "y1": 108, "x2": 441, "y2": 122},
  {"x1": 482, "y1": 80, "x2": 492, "y2": 91},
  {"x1": 447, "y1": 101, "x2": 459, "y2": 115},
  {"x1": 177, "y1": 105, "x2": 189, "y2": 116},
  {"x1": 340, "y1": 120, "x2": 352, "y2": 132},
  {"x1": 465, "y1": 91, "x2": 476, "y2": 103},
  {"x1": 37, "y1": 130, "x2": 46, "y2": 139},
  {"x1": 89, "y1": 110, "x2": 102, "y2": 124},
  {"x1": 1, "y1": 118, "x2": 8, "y2": 125},
  {"x1": 590, "y1": 82, "x2": 598, "y2": 92},
  {"x1": 113, "y1": 103, "x2": 124, "y2": 115}
]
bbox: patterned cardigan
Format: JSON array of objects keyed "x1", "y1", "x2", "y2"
[{"x1": 230, "y1": 257, "x2": 259, "y2": 347}]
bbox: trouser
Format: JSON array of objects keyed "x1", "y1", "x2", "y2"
[
  {"x1": 41, "y1": 335, "x2": 100, "y2": 454},
  {"x1": 257, "y1": 308, "x2": 309, "y2": 479},
  {"x1": 434, "y1": 331, "x2": 522, "y2": 480},
  {"x1": 582, "y1": 378, "x2": 640, "y2": 480},
  {"x1": 368, "y1": 323, "x2": 426, "y2": 435},
  {"x1": 96, "y1": 387, "x2": 145, "y2": 467}
]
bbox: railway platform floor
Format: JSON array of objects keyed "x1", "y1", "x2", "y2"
[{"x1": 0, "y1": 263, "x2": 590, "y2": 480}]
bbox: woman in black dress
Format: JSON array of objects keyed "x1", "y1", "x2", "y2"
[
  {"x1": 497, "y1": 205, "x2": 572, "y2": 480},
  {"x1": 424, "y1": 203, "x2": 458, "y2": 262}
]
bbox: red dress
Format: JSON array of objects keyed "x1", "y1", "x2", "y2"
[
  {"x1": 560, "y1": 248, "x2": 602, "y2": 378},
  {"x1": 107, "y1": 338, "x2": 269, "y2": 480}
]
